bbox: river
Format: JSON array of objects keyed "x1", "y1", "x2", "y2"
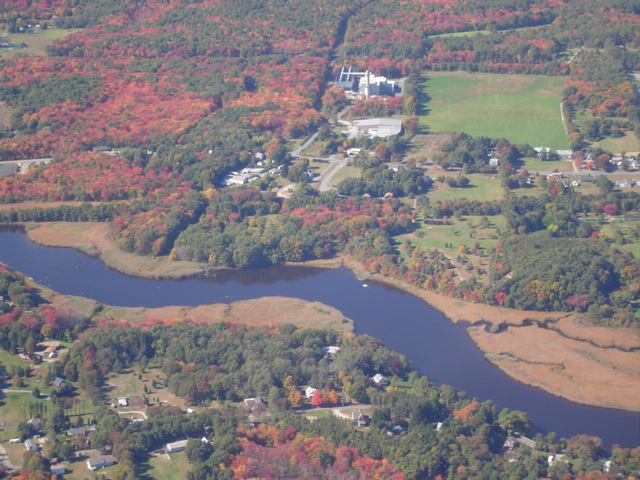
[{"x1": 0, "y1": 227, "x2": 638, "y2": 448}]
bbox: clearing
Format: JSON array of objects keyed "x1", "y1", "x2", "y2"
[{"x1": 421, "y1": 72, "x2": 568, "y2": 150}]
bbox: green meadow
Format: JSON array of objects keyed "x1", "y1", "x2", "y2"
[{"x1": 421, "y1": 72, "x2": 568, "y2": 150}]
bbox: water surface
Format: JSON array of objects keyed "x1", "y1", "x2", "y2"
[{"x1": 0, "y1": 227, "x2": 638, "y2": 448}]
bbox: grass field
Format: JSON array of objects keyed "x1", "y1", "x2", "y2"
[
  {"x1": 421, "y1": 72, "x2": 568, "y2": 150},
  {"x1": 0, "y1": 393, "x2": 33, "y2": 424},
  {"x1": 521, "y1": 157, "x2": 574, "y2": 172},
  {"x1": 571, "y1": 109, "x2": 640, "y2": 154},
  {"x1": 327, "y1": 165, "x2": 361, "y2": 186},
  {"x1": 598, "y1": 131, "x2": 640, "y2": 154},
  {"x1": 428, "y1": 174, "x2": 506, "y2": 203},
  {"x1": 0, "y1": 28, "x2": 82, "y2": 58},
  {"x1": 400, "y1": 215, "x2": 506, "y2": 255},
  {"x1": 601, "y1": 221, "x2": 640, "y2": 258},
  {"x1": 143, "y1": 450, "x2": 191, "y2": 480},
  {"x1": 0, "y1": 350, "x2": 33, "y2": 374},
  {"x1": 395, "y1": 215, "x2": 506, "y2": 280}
]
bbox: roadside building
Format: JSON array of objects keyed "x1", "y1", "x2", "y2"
[{"x1": 347, "y1": 118, "x2": 402, "y2": 139}]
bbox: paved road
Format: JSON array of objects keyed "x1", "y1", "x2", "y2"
[
  {"x1": 291, "y1": 132, "x2": 319, "y2": 157},
  {"x1": 116, "y1": 410, "x2": 148, "y2": 420},
  {"x1": 317, "y1": 157, "x2": 347, "y2": 192}
]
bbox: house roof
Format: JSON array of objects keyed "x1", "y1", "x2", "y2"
[
  {"x1": 24, "y1": 439, "x2": 38, "y2": 450},
  {"x1": 88, "y1": 455, "x2": 116, "y2": 469},
  {"x1": 353, "y1": 118, "x2": 402, "y2": 128},
  {"x1": 52, "y1": 377, "x2": 65, "y2": 387},
  {"x1": 372, "y1": 373, "x2": 388, "y2": 384},
  {"x1": 166, "y1": 439, "x2": 188, "y2": 451},
  {"x1": 243, "y1": 397, "x2": 265, "y2": 409}
]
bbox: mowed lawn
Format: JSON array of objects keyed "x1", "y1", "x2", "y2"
[{"x1": 422, "y1": 72, "x2": 568, "y2": 150}]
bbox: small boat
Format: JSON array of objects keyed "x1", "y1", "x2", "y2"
[{"x1": 362, "y1": 284, "x2": 368, "y2": 288}]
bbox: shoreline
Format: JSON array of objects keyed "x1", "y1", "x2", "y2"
[{"x1": 18, "y1": 221, "x2": 640, "y2": 412}]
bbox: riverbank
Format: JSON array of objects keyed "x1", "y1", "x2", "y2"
[
  {"x1": 23, "y1": 221, "x2": 640, "y2": 412},
  {"x1": 43, "y1": 292, "x2": 354, "y2": 333}
]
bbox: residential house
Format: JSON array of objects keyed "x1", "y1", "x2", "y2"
[
  {"x1": 52, "y1": 377, "x2": 70, "y2": 390},
  {"x1": 68, "y1": 426, "x2": 86, "y2": 437},
  {"x1": 346, "y1": 148, "x2": 361, "y2": 157},
  {"x1": 534, "y1": 147, "x2": 550, "y2": 157},
  {"x1": 556, "y1": 149, "x2": 573, "y2": 158},
  {"x1": 372, "y1": 373, "x2": 389, "y2": 387},
  {"x1": 386, "y1": 425, "x2": 405, "y2": 436},
  {"x1": 117, "y1": 397, "x2": 129, "y2": 407},
  {"x1": 304, "y1": 386, "x2": 317, "y2": 399},
  {"x1": 24, "y1": 439, "x2": 39, "y2": 452},
  {"x1": 165, "y1": 440, "x2": 188, "y2": 453},
  {"x1": 352, "y1": 409, "x2": 369, "y2": 427},
  {"x1": 243, "y1": 397, "x2": 265, "y2": 411},
  {"x1": 87, "y1": 455, "x2": 117, "y2": 470},
  {"x1": 322, "y1": 346, "x2": 340, "y2": 359},
  {"x1": 503, "y1": 437, "x2": 517, "y2": 451},
  {"x1": 50, "y1": 464, "x2": 66, "y2": 476}
]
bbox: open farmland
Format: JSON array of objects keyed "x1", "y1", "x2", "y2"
[{"x1": 422, "y1": 72, "x2": 568, "y2": 150}]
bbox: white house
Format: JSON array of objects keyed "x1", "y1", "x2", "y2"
[
  {"x1": 322, "y1": 346, "x2": 340, "y2": 359},
  {"x1": 243, "y1": 397, "x2": 265, "y2": 411},
  {"x1": 87, "y1": 455, "x2": 116, "y2": 470},
  {"x1": 534, "y1": 146, "x2": 550, "y2": 155},
  {"x1": 304, "y1": 386, "x2": 317, "y2": 398},
  {"x1": 24, "y1": 439, "x2": 39, "y2": 452},
  {"x1": 117, "y1": 397, "x2": 129, "y2": 407},
  {"x1": 372, "y1": 373, "x2": 389, "y2": 386}
]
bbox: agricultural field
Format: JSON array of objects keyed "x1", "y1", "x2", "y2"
[{"x1": 421, "y1": 72, "x2": 568, "y2": 150}]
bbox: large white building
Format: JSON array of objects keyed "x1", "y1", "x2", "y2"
[
  {"x1": 334, "y1": 66, "x2": 397, "y2": 99},
  {"x1": 346, "y1": 118, "x2": 402, "y2": 138}
]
